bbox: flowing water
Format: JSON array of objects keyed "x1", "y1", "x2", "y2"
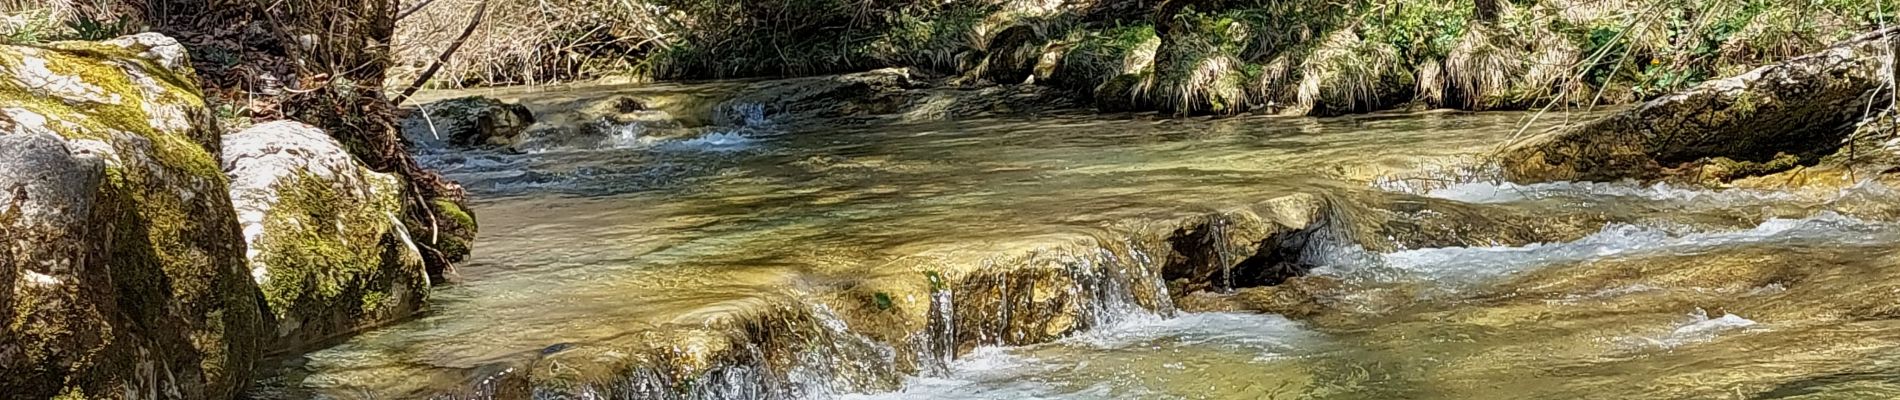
[{"x1": 254, "y1": 81, "x2": 1900, "y2": 400}]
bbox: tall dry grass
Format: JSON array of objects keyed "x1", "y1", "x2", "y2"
[{"x1": 381, "y1": 0, "x2": 1896, "y2": 116}]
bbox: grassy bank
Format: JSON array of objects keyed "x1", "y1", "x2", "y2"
[
  {"x1": 11, "y1": 0, "x2": 1889, "y2": 116},
  {"x1": 385, "y1": 0, "x2": 1889, "y2": 116}
]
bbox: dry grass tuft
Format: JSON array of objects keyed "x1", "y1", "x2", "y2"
[
  {"x1": 1415, "y1": 60, "x2": 1446, "y2": 106},
  {"x1": 1296, "y1": 29, "x2": 1407, "y2": 115},
  {"x1": 1444, "y1": 26, "x2": 1525, "y2": 110},
  {"x1": 393, "y1": 0, "x2": 665, "y2": 87}
]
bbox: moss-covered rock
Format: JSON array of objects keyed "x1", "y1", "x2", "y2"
[
  {"x1": 222, "y1": 120, "x2": 429, "y2": 351},
  {"x1": 0, "y1": 33, "x2": 263, "y2": 400},
  {"x1": 1499, "y1": 28, "x2": 1898, "y2": 183}
]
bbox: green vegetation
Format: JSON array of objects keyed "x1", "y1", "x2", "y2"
[
  {"x1": 0, "y1": 6, "x2": 137, "y2": 45},
  {"x1": 397, "y1": 0, "x2": 1890, "y2": 115},
  {"x1": 255, "y1": 171, "x2": 405, "y2": 322}
]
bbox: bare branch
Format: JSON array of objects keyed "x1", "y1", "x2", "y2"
[
  {"x1": 395, "y1": 0, "x2": 442, "y2": 22},
  {"x1": 393, "y1": 0, "x2": 488, "y2": 105}
]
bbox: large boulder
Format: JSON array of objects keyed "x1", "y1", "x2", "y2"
[
  {"x1": 1499, "y1": 28, "x2": 1899, "y2": 183},
  {"x1": 511, "y1": 95, "x2": 697, "y2": 152},
  {"x1": 713, "y1": 68, "x2": 923, "y2": 127},
  {"x1": 403, "y1": 96, "x2": 535, "y2": 149},
  {"x1": 223, "y1": 121, "x2": 429, "y2": 350},
  {"x1": 0, "y1": 33, "x2": 264, "y2": 399}
]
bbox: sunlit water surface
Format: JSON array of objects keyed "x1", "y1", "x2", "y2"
[{"x1": 253, "y1": 87, "x2": 1900, "y2": 400}]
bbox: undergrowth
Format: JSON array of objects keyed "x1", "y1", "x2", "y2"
[{"x1": 18, "y1": 0, "x2": 1885, "y2": 116}]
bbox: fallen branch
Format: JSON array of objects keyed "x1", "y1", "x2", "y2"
[
  {"x1": 392, "y1": 0, "x2": 488, "y2": 105},
  {"x1": 395, "y1": 0, "x2": 442, "y2": 21}
]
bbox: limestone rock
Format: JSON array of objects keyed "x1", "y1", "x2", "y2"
[
  {"x1": 513, "y1": 95, "x2": 692, "y2": 152},
  {"x1": 1500, "y1": 28, "x2": 1900, "y2": 183},
  {"x1": 714, "y1": 68, "x2": 922, "y2": 127},
  {"x1": 223, "y1": 121, "x2": 429, "y2": 350},
  {"x1": 0, "y1": 33, "x2": 264, "y2": 400},
  {"x1": 405, "y1": 96, "x2": 535, "y2": 149}
]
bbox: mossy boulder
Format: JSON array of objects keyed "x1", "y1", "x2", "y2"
[
  {"x1": 1499, "y1": 28, "x2": 1899, "y2": 183},
  {"x1": 980, "y1": 24, "x2": 1048, "y2": 84},
  {"x1": 222, "y1": 121, "x2": 429, "y2": 350},
  {"x1": 0, "y1": 33, "x2": 264, "y2": 399}
]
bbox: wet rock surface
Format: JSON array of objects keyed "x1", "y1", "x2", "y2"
[
  {"x1": 223, "y1": 121, "x2": 430, "y2": 352},
  {"x1": 0, "y1": 33, "x2": 264, "y2": 399},
  {"x1": 404, "y1": 96, "x2": 536, "y2": 149},
  {"x1": 1500, "y1": 28, "x2": 1900, "y2": 183},
  {"x1": 271, "y1": 58, "x2": 1900, "y2": 400}
]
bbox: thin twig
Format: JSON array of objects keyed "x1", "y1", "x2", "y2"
[
  {"x1": 394, "y1": 0, "x2": 442, "y2": 21},
  {"x1": 393, "y1": 0, "x2": 489, "y2": 105},
  {"x1": 1495, "y1": 1, "x2": 1668, "y2": 156}
]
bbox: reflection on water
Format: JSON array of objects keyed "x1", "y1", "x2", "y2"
[{"x1": 256, "y1": 84, "x2": 1900, "y2": 400}]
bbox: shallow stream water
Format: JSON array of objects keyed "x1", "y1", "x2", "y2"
[{"x1": 254, "y1": 81, "x2": 1900, "y2": 400}]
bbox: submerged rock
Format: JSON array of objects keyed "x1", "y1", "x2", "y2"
[
  {"x1": 715, "y1": 68, "x2": 922, "y2": 127},
  {"x1": 223, "y1": 121, "x2": 430, "y2": 350},
  {"x1": 513, "y1": 95, "x2": 696, "y2": 152},
  {"x1": 405, "y1": 96, "x2": 535, "y2": 149},
  {"x1": 0, "y1": 33, "x2": 264, "y2": 399},
  {"x1": 1500, "y1": 28, "x2": 1899, "y2": 183}
]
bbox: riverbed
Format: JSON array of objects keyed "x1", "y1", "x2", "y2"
[{"x1": 251, "y1": 81, "x2": 1900, "y2": 400}]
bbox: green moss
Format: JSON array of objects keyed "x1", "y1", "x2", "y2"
[
  {"x1": 432, "y1": 198, "x2": 478, "y2": 231},
  {"x1": 361, "y1": 291, "x2": 393, "y2": 315},
  {"x1": 0, "y1": 43, "x2": 221, "y2": 180},
  {"x1": 2, "y1": 37, "x2": 261, "y2": 399},
  {"x1": 923, "y1": 270, "x2": 946, "y2": 292},
  {"x1": 52, "y1": 387, "x2": 86, "y2": 400},
  {"x1": 255, "y1": 171, "x2": 394, "y2": 321},
  {"x1": 872, "y1": 292, "x2": 895, "y2": 311},
  {"x1": 426, "y1": 197, "x2": 478, "y2": 259},
  {"x1": 1054, "y1": 24, "x2": 1157, "y2": 91}
]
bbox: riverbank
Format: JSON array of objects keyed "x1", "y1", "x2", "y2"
[
  {"x1": 6, "y1": 2, "x2": 1900, "y2": 399},
  {"x1": 386, "y1": 0, "x2": 1889, "y2": 117}
]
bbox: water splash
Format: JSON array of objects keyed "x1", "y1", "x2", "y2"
[
  {"x1": 658, "y1": 131, "x2": 758, "y2": 152},
  {"x1": 1616, "y1": 308, "x2": 1762, "y2": 350},
  {"x1": 724, "y1": 102, "x2": 771, "y2": 128},
  {"x1": 843, "y1": 313, "x2": 1311, "y2": 400},
  {"x1": 1425, "y1": 180, "x2": 1799, "y2": 204},
  {"x1": 1316, "y1": 211, "x2": 1896, "y2": 288}
]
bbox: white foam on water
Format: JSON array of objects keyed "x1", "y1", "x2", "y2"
[
  {"x1": 660, "y1": 131, "x2": 758, "y2": 152},
  {"x1": 840, "y1": 313, "x2": 1312, "y2": 400},
  {"x1": 1066, "y1": 312, "x2": 1311, "y2": 360},
  {"x1": 1616, "y1": 308, "x2": 1762, "y2": 350},
  {"x1": 1424, "y1": 180, "x2": 1803, "y2": 205},
  {"x1": 1317, "y1": 211, "x2": 1895, "y2": 287}
]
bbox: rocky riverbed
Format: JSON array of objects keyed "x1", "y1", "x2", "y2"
[{"x1": 5, "y1": 28, "x2": 1900, "y2": 400}]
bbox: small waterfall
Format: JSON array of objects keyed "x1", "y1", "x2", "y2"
[
  {"x1": 948, "y1": 233, "x2": 1177, "y2": 351},
  {"x1": 518, "y1": 298, "x2": 907, "y2": 400},
  {"x1": 719, "y1": 102, "x2": 771, "y2": 128},
  {"x1": 422, "y1": 227, "x2": 1186, "y2": 400}
]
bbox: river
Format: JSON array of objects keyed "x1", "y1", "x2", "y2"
[{"x1": 250, "y1": 80, "x2": 1900, "y2": 400}]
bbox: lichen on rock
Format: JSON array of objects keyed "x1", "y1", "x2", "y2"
[
  {"x1": 222, "y1": 120, "x2": 429, "y2": 349},
  {"x1": 0, "y1": 33, "x2": 263, "y2": 400}
]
